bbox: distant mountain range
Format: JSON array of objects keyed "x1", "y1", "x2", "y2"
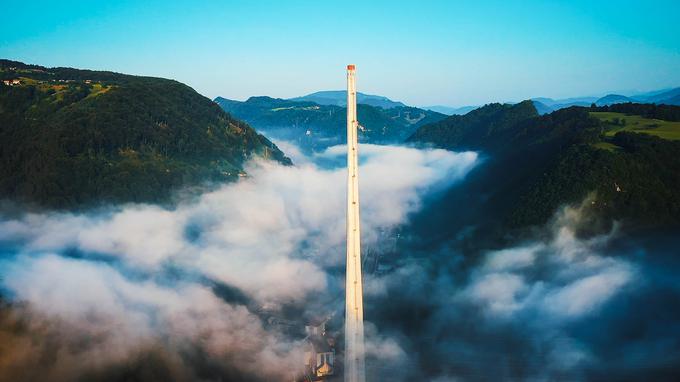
[
  {"x1": 290, "y1": 90, "x2": 406, "y2": 109},
  {"x1": 595, "y1": 94, "x2": 635, "y2": 106},
  {"x1": 420, "y1": 87, "x2": 680, "y2": 116},
  {"x1": 636, "y1": 87, "x2": 680, "y2": 105},
  {"x1": 222, "y1": 86, "x2": 680, "y2": 121},
  {"x1": 530, "y1": 88, "x2": 680, "y2": 114},
  {"x1": 0, "y1": 59, "x2": 289, "y2": 209},
  {"x1": 214, "y1": 96, "x2": 446, "y2": 152},
  {"x1": 421, "y1": 105, "x2": 478, "y2": 115},
  {"x1": 530, "y1": 96, "x2": 598, "y2": 111}
]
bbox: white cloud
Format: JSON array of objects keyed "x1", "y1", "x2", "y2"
[
  {"x1": 2, "y1": 253, "x2": 305, "y2": 380},
  {"x1": 465, "y1": 272, "x2": 528, "y2": 315},
  {"x1": 0, "y1": 144, "x2": 477, "y2": 305},
  {"x1": 0, "y1": 143, "x2": 478, "y2": 379},
  {"x1": 463, "y1": 202, "x2": 637, "y2": 322},
  {"x1": 544, "y1": 262, "x2": 634, "y2": 318},
  {"x1": 483, "y1": 245, "x2": 539, "y2": 271}
]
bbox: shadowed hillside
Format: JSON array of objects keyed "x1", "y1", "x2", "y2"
[{"x1": 407, "y1": 102, "x2": 680, "y2": 244}]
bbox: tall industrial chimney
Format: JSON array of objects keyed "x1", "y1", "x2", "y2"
[{"x1": 344, "y1": 64, "x2": 366, "y2": 382}]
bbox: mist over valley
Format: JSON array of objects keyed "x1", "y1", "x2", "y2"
[{"x1": 2, "y1": 2, "x2": 680, "y2": 379}]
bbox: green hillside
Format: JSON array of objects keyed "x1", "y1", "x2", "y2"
[
  {"x1": 0, "y1": 59, "x2": 290, "y2": 208},
  {"x1": 215, "y1": 96, "x2": 446, "y2": 152},
  {"x1": 406, "y1": 100, "x2": 539, "y2": 150},
  {"x1": 591, "y1": 112, "x2": 680, "y2": 141},
  {"x1": 408, "y1": 102, "x2": 680, "y2": 236}
]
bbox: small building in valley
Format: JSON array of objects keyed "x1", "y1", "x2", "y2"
[
  {"x1": 300, "y1": 318, "x2": 337, "y2": 381},
  {"x1": 2, "y1": 79, "x2": 21, "y2": 86}
]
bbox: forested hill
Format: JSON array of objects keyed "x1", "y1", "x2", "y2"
[
  {"x1": 215, "y1": 95, "x2": 447, "y2": 152},
  {"x1": 407, "y1": 100, "x2": 539, "y2": 151},
  {"x1": 289, "y1": 90, "x2": 407, "y2": 108},
  {"x1": 407, "y1": 101, "x2": 680, "y2": 240},
  {"x1": 0, "y1": 59, "x2": 290, "y2": 209}
]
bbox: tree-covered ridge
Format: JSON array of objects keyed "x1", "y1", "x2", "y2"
[
  {"x1": 408, "y1": 102, "x2": 680, "y2": 234},
  {"x1": 406, "y1": 100, "x2": 539, "y2": 150},
  {"x1": 289, "y1": 90, "x2": 407, "y2": 109},
  {"x1": 215, "y1": 95, "x2": 447, "y2": 152},
  {"x1": 591, "y1": 102, "x2": 680, "y2": 121},
  {"x1": 512, "y1": 131, "x2": 680, "y2": 229},
  {"x1": 0, "y1": 60, "x2": 290, "y2": 209}
]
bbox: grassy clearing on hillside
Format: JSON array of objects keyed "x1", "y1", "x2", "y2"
[
  {"x1": 592, "y1": 141, "x2": 621, "y2": 152},
  {"x1": 86, "y1": 83, "x2": 113, "y2": 98},
  {"x1": 590, "y1": 111, "x2": 680, "y2": 140},
  {"x1": 12, "y1": 78, "x2": 112, "y2": 97}
]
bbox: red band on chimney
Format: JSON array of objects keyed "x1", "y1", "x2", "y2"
[{"x1": 347, "y1": 64, "x2": 356, "y2": 70}]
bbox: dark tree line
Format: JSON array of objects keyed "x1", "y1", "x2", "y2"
[{"x1": 591, "y1": 102, "x2": 680, "y2": 121}]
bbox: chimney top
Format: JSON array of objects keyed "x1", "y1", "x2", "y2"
[{"x1": 347, "y1": 64, "x2": 356, "y2": 70}]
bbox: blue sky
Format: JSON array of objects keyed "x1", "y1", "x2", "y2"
[{"x1": 1, "y1": 0, "x2": 679, "y2": 106}]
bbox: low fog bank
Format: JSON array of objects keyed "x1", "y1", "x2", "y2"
[
  {"x1": 364, "y1": 200, "x2": 680, "y2": 381},
  {"x1": 1, "y1": 141, "x2": 679, "y2": 381},
  {"x1": 0, "y1": 144, "x2": 478, "y2": 381}
]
